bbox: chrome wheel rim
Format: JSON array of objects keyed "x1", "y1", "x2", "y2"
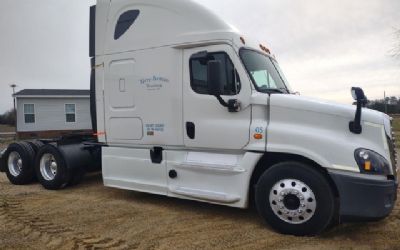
[
  {"x1": 8, "y1": 151, "x2": 23, "y2": 177},
  {"x1": 269, "y1": 179, "x2": 317, "y2": 224},
  {"x1": 40, "y1": 153, "x2": 58, "y2": 181}
]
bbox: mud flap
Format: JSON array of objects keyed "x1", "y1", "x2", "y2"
[{"x1": 0, "y1": 148, "x2": 7, "y2": 172}]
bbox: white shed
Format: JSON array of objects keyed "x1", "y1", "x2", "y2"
[{"x1": 14, "y1": 89, "x2": 92, "y2": 139}]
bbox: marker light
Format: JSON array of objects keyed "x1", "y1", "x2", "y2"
[
  {"x1": 254, "y1": 134, "x2": 263, "y2": 140},
  {"x1": 259, "y1": 44, "x2": 271, "y2": 54},
  {"x1": 240, "y1": 36, "x2": 246, "y2": 45},
  {"x1": 364, "y1": 161, "x2": 371, "y2": 171},
  {"x1": 354, "y1": 149, "x2": 391, "y2": 175}
]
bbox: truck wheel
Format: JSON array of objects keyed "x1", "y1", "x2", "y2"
[
  {"x1": 35, "y1": 144, "x2": 71, "y2": 190},
  {"x1": 255, "y1": 162, "x2": 336, "y2": 236},
  {"x1": 27, "y1": 140, "x2": 45, "y2": 155},
  {"x1": 4, "y1": 142, "x2": 35, "y2": 185},
  {"x1": 26, "y1": 140, "x2": 45, "y2": 181}
]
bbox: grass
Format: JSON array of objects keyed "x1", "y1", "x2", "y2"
[{"x1": 0, "y1": 124, "x2": 15, "y2": 133}]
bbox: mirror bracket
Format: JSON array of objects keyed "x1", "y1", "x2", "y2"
[
  {"x1": 349, "y1": 87, "x2": 367, "y2": 134},
  {"x1": 227, "y1": 99, "x2": 241, "y2": 112},
  {"x1": 215, "y1": 96, "x2": 240, "y2": 112}
]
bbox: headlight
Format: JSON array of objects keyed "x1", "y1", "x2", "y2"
[{"x1": 354, "y1": 148, "x2": 391, "y2": 175}]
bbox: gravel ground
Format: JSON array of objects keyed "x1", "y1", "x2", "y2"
[{"x1": 0, "y1": 143, "x2": 399, "y2": 250}]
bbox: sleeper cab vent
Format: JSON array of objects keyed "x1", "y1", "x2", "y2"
[{"x1": 114, "y1": 10, "x2": 140, "y2": 40}]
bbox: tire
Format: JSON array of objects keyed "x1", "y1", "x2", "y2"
[
  {"x1": 35, "y1": 144, "x2": 71, "y2": 190},
  {"x1": 26, "y1": 140, "x2": 45, "y2": 181},
  {"x1": 4, "y1": 142, "x2": 35, "y2": 185},
  {"x1": 255, "y1": 162, "x2": 336, "y2": 236},
  {"x1": 27, "y1": 140, "x2": 45, "y2": 155}
]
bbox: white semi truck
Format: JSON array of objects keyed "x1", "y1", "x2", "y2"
[{"x1": 0, "y1": 0, "x2": 398, "y2": 236}]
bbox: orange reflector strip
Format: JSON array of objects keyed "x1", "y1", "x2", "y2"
[
  {"x1": 364, "y1": 161, "x2": 371, "y2": 171},
  {"x1": 94, "y1": 131, "x2": 106, "y2": 136},
  {"x1": 254, "y1": 133, "x2": 263, "y2": 140}
]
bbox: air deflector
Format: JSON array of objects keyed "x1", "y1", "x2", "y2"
[{"x1": 114, "y1": 10, "x2": 140, "y2": 40}]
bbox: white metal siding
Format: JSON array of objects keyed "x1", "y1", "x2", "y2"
[{"x1": 16, "y1": 97, "x2": 91, "y2": 132}]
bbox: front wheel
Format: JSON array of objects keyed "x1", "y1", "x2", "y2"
[{"x1": 255, "y1": 162, "x2": 336, "y2": 236}]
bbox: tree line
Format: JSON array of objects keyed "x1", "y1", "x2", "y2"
[
  {"x1": 0, "y1": 109, "x2": 16, "y2": 125},
  {"x1": 366, "y1": 96, "x2": 400, "y2": 114}
]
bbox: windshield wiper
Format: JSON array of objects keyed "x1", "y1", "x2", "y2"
[{"x1": 263, "y1": 88, "x2": 287, "y2": 94}]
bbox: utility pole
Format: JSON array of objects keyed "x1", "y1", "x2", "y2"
[
  {"x1": 10, "y1": 84, "x2": 17, "y2": 110},
  {"x1": 10, "y1": 84, "x2": 17, "y2": 138},
  {"x1": 384, "y1": 91, "x2": 388, "y2": 114}
]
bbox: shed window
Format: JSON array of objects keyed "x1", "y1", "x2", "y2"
[
  {"x1": 114, "y1": 10, "x2": 140, "y2": 40},
  {"x1": 24, "y1": 104, "x2": 35, "y2": 124},
  {"x1": 189, "y1": 52, "x2": 241, "y2": 95},
  {"x1": 65, "y1": 104, "x2": 76, "y2": 123}
]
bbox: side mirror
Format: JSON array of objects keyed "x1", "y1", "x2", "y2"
[
  {"x1": 207, "y1": 60, "x2": 223, "y2": 96},
  {"x1": 206, "y1": 59, "x2": 241, "y2": 112},
  {"x1": 351, "y1": 87, "x2": 366, "y2": 102},
  {"x1": 349, "y1": 87, "x2": 367, "y2": 134}
]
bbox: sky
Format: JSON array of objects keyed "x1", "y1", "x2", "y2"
[{"x1": 0, "y1": 0, "x2": 399, "y2": 113}]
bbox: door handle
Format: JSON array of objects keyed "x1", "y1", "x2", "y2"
[{"x1": 186, "y1": 122, "x2": 195, "y2": 139}]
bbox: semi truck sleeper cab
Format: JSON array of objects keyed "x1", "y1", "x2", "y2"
[{"x1": 0, "y1": 0, "x2": 397, "y2": 236}]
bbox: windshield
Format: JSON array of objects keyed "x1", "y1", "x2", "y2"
[{"x1": 239, "y1": 49, "x2": 291, "y2": 93}]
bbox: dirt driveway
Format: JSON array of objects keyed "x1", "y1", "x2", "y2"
[{"x1": 0, "y1": 152, "x2": 399, "y2": 249}]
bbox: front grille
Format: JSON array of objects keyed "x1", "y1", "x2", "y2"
[
  {"x1": 387, "y1": 118, "x2": 397, "y2": 176},
  {"x1": 388, "y1": 136, "x2": 397, "y2": 172}
]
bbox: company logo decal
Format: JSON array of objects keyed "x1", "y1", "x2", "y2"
[{"x1": 140, "y1": 76, "x2": 170, "y2": 91}]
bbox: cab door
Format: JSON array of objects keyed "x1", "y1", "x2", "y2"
[{"x1": 183, "y1": 44, "x2": 251, "y2": 150}]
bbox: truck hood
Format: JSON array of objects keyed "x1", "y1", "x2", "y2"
[{"x1": 269, "y1": 94, "x2": 386, "y2": 126}]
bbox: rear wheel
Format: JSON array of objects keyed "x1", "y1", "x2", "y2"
[
  {"x1": 27, "y1": 140, "x2": 45, "y2": 155},
  {"x1": 255, "y1": 162, "x2": 336, "y2": 236},
  {"x1": 4, "y1": 142, "x2": 35, "y2": 185},
  {"x1": 26, "y1": 140, "x2": 45, "y2": 181},
  {"x1": 35, "y1": 144, "x2": 71, "y2": 190}
]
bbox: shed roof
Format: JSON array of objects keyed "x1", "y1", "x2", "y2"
[{"x1": 14, "y1": 89, "x2": 90, "y2": 97}]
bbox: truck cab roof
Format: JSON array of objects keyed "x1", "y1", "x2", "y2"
[{"x1": 95, "y1": 0, "x2": 245, "y2": 56}]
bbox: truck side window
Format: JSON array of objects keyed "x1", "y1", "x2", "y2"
[
  {"x1": 190, "y1": 52, "x2": 241, "y2": 95},
  {"x1": 114, "y1": 10, "x2": 140, "y2": 40}
]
